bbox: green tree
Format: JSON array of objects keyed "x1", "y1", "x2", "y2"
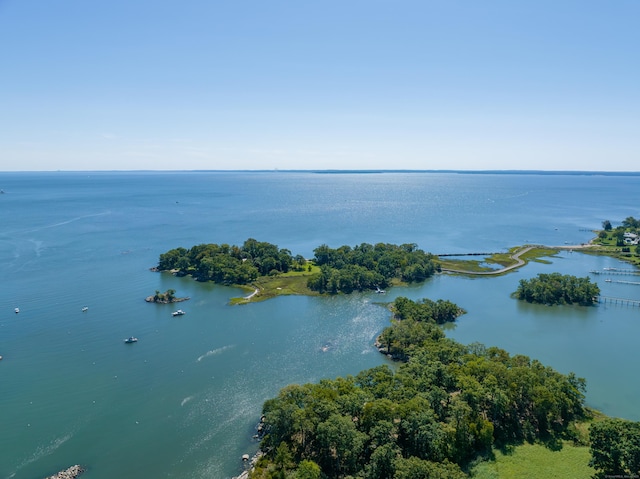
[
  {"x1": 590, "y1": 419, "x2": 640, "y2": 478},
  {"x1": 602, "y1": 220, "x2": 612, "y2": 231},
  {"x1": 316, "y1": 414, "x2": 367, "y2": 477},
  {"x1": 394, "y1": 457, "x2": 466, "y2": 479},
  {"x1": 295, "y1": 460, "x2": 321, "y2": 479},
  {"x1": 367, "y1": 443, "x2": 399, "y2": 479}
]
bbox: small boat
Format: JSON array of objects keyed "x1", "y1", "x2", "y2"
[
  {"x1": 124, "y1": 337, "x2": 138, "y2": 343},
  {"x1": 14, "y1": 307, "x2": 19, "y2": 314},
  {"x1": 375, "y1": 287, "x2": 386, "y2": 294},
  {"x1": 82, "y1": 307, "x2": 89, "y2": 312},
  {"x1": 172, "y1": 309, "x2": 185, "y2": 316}
]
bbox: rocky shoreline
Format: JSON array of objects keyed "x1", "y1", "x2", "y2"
[
  {"x1": 144, "y1": 296, "x2": 190, "y2": 303},
  {"x1": 232, "y1": 451, "x2": 263, "y2": 479},
  {"x1": 44, "y1": 465, "x2": 84, "y2": 479}
]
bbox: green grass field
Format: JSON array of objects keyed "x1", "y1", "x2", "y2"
[
  {"x1": 229, "y1": 265, "x2": 322, "y2": 304},
  {"x1": 470, "y1": 442, "x2": 594, "y2": 479}
]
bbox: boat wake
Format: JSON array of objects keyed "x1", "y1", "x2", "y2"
[
  {"x1": 21, "y1": 211, "x2": 112, "y2": 234},
  {"x1": 9, "y1": 432, "x2": 73, "y2": 477},
  {"x1": 196, "y1": 345, "x2": 234, "y2": 362},
  {"x1": 181, "y1": 396, "x2": 194, "y2": 407}
]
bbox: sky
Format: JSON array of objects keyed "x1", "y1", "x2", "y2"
[{"x1": 0, "y1": 0, "x2": 638, "y2": 172}]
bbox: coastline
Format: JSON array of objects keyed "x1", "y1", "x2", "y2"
[{"x1": 232, "y1": 451, "x2": 264, "y2": 479}]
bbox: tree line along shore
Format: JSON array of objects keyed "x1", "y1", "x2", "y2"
[{"x1": 157, "y1": 218, "x2": 640, "y2": 478}]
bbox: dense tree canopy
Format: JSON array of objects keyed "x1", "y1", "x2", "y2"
[
  {"x1": 307, "y1": 243, "x2": 439, "y2": 293},
  {"x1": 251, "y1": 298, "x2": 586, "y2": 479},
  {"x1": 158, "y1": 239, "x2": 299, "y2": 284},
  {"x1": 515, "y1": 273, "x2": 600, "y2": 306},
  {"x1": 590, "y1": 418, "x2": 640, "y2": 478},
  {"x1": 158, "y1": 240, "x2": 441, "y2": 293}
]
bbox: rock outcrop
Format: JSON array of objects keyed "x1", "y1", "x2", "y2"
[{"x1": 44, "y1": 465, "x2": 84, "y2": 479}]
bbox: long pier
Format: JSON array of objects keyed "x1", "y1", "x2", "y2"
[
  {"x1": 604, "y1": 279, "x2": 640, "y2": 286},
  {"x1": 596, "y1": 296, "x2": 640, "y2": 307},
  {"x1": 590, "y1": 270, "x2": 640, "y2": 276}
]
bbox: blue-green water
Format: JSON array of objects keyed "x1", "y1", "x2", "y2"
[{"x1": 0, "y1": 171, "x2": 639, "y2": 478}]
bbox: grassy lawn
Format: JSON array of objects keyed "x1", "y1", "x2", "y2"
[
  {"x1": 470, "y1": 442, "x2": 594, "y2": 479},
  {"x1": 229, "y1": 265, "x2": 322, "y2": 304},
  {"x1": 588, "y1": 231, "x2": 640, "y2": 266}
]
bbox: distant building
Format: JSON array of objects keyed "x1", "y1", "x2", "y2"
[{"x1": 623, "y1": 232, "x2": 639, "y2": 245}]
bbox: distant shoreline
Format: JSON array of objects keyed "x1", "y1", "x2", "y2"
[{"x1": 3, "y1": 169, "x2": 640, "y2": 176}]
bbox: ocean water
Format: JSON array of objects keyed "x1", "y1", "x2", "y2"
[{"x1": 0, "y1": 171, "x2": 639, "y2": 478}]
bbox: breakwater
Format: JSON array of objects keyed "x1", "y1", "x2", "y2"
[{"x1": 44, "y1": 465, "x2": 84, "y2": 479}]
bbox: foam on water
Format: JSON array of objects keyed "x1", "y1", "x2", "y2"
[{"x1": 196, "y1": 344, "x2": 234, "y2": 362}]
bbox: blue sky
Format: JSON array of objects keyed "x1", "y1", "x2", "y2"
[{"x1": 1, "y1": 0, "x2": 638, "y2": 171}]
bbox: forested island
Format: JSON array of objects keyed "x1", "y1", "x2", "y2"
[
  {"x1": 144, "y1": 289, "x2": 189, "y2": 303},
  {"x1": 157, "y1": 239, "x2": 439, "y2": 298},
  {"x1": 514, "y1": 273, "x2": 600, "y2": 306}
]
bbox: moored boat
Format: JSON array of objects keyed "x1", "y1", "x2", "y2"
[
  {"x1": 124, "y1": 337, "x2": 138, "y2": 343},
  {"x1": 172, "y1": 309, "x2": 185, "y2": 316}
]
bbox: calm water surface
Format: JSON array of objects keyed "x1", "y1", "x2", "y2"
[{"x1": 0, "y1": 172, "x2": 639, "y2": 478}]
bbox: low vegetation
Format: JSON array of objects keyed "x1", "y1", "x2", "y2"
[
  {"x1": 470, "y1": 442, "x2": 594, "y2": 479},
  {"x1": 437, "y1": 247, "x2": 559, "y2": 274}
]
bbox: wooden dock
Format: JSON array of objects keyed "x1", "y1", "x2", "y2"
[
  {"x1": 596, "y1": 296, "x2": 640, "y2": 307},
  {"x1": 604, "y1": 279, "x2": 640, "y2": 286},
  {"x1": 590, "y1": 270, "x2": 640, "y2": 276}
]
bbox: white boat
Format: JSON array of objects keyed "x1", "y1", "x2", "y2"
[
  {"x1": 14, "y1": 307, "x2": 19, "y2": 314},
  {"x1": 82, "y1": 307, "x2": 89, "y2": 312},
  {"x1": 124, "y1": 337, "x2": 138, "y2": 343},
  {"x1": 172, "y1": 309, "x2": 185, "y2": 316}
]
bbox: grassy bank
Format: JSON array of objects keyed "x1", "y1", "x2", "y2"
[
  {"x1": 438, "y1": 246, "x2": 559, "y2": 274},
  {"x1": 470, "y1": 442, "x2": 594, "y2": 479},
  {"x1": 587, "y1": 231, "x2": 640, "y2": 267},
  {"x1": 230, "y1": 265, "x2": 322, "y2": 304}
]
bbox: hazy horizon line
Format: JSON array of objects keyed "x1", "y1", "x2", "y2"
[{"x1": 1, "y1": 169, "x2": 639, "y2": 176}]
